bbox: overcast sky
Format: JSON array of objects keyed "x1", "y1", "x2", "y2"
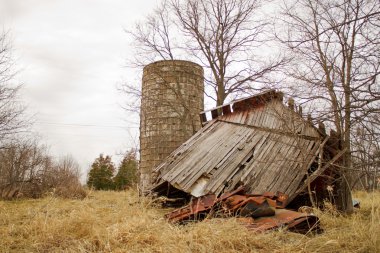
[{"x1": 0, "y1": 0, "x2": 159, "y2": 179}]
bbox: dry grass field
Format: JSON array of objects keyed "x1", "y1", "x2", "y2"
[{"x1": 0, "y1": 190, "x2": 379, "y2": 253}]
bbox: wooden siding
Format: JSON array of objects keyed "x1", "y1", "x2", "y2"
[
  {"x1": 152, "y1": 99, "x2": 322, "y2": 200},
  {"x1": 220, "y1": 100, "x2": 319, "y2": 138}
]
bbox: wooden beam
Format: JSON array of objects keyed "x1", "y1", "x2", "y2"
[{"x1": 288, "y1": 148, "x2": 347, "y2": 204}]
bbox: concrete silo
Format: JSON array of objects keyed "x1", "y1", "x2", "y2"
[{"x1": 140, "y1": 60, "x2": 204, "y2": 193}]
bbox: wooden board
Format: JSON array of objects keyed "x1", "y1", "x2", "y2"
[{"x1": 151, "y1": 101, "x2": 323, "y2": 198}]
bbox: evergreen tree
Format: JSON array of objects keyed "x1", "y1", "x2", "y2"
[
  {"x1": 87, "y1": 154, "x2": 115, "y2": 190},
  {"x1": 114, "y1": 150, "x2": 138, "y2": 190}
]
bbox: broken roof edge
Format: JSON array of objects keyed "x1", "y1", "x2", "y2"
[
  {"x1": 217, "y1": 118, "x2": 320, "y2": 141},
  {"x1": 200, "y1": 90, "x2": 283, "y2": 124},
  {"x1": 199, "y1": 89, "x2": 329, "y2": 139},
  {"x1": 200, "y1": 89, "x2": 283, "y2": 114}
]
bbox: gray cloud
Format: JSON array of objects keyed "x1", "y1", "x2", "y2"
[{"x1": 0, "y1": 0, "x2": 154, "y2": 179}]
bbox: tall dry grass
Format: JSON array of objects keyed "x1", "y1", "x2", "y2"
[{"x1": 0, "y1": 190, "x2": 378, "y2": 253}]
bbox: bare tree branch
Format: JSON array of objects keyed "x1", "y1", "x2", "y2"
[{"x1": 124, "y1": 0, "x2": 287, "y2": 107}]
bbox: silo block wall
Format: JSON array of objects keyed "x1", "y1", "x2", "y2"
[{"x1": 140, "y1": 60, "x2": 204, "y2": 193}]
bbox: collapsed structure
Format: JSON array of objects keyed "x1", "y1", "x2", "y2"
[
  {"x1": 151, "y1": 90, "x2": 344, "y2": 210},
  {"x1": 139, "y1": 60, "x2": 350, "y2": 232}
]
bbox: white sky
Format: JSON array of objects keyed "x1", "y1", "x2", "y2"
[{"x1": 0, "y1": 0, "x2": 159, "y2": 180}]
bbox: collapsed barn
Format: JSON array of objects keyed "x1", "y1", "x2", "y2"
[
  {"x1": 139, "y1": 60, "x2": 352, "y2": 232},
  {"x1": 151, "y1": 90, "x2": 346, "y2": 210}
]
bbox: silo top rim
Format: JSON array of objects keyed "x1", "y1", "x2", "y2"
[{"x1": 143, "y1": 60, "x2": 203, "y2": 71}]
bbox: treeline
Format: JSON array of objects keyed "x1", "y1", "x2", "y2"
[
  {"x1": 0, "y1": 140, "x2": 139, "y2": 199},
  {"x1": 87, "y1": 150, "x2": 138, "y2": 191}
]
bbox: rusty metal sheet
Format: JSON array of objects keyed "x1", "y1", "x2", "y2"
[
  {"x1": 263, "y1": 191, "x2": 288, "y2": 208},
  {"x1": 244, "y1": 209, "x2": 319, "y2": 233},
  {"x1": 164, "y1": 189, "x2": 319, "y2": 234},
  {"x1": 165, "y1": 190, "x2": 285, "y2": 223},
  {"x1": 222, "y1": 195, "x2": 275, "y2": 211},
  {"x1": 165, "y1": 194, "x2": 216, "y2": 223},
  {"x1": 218, "y1": 186, "x2": 246, "y2": 201}
]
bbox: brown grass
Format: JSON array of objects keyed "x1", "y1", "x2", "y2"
[{"x1": 0, "y1": 190, "x2": 379, "y2": 253}]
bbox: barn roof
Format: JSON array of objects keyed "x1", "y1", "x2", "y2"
[{"x1": 151, "y1": 90, "x2": 325, "y2": 202}]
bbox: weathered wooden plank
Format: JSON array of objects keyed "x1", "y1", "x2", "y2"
[
  {"x1": 260, "y1": 107, "x2": 274, "y2": 129},
  {"x1": 256, "y1": 135, "x2": 298, "y2": 192},
  {"x1": 180, "y1": 124, "x2": 254, "y2": 190},
  {"x1": 220, "y1": 130, "x2": 272, "y2": 193},
  {"x1": 255, "y1": 107, "x2": 266, "y2": 128},
  {"x1": 266, "y1": 138, "x2": 314, "y2": 194},
  {"x1": 262, "y1": 106, "x2": 274, "y2": 128},
  {"x1": 160, "y1": 122, "x2": 229, "y2": 182},
  {"x1": 240, "y1": 134, "x2": 279, "y2": 187},
  {"x1": 267, "y1": 100, "x2": 319, "y2": 138},
  {"x1": 155, "y1": 120, "x2": 221, "y2": 177},
  {"x1": 238, "y1": 131, "x2": 272, "y2": 182},
  {"x1": 206, "y1": 131, "x2": 266, "y2": 194},
  {"x1": 245, "y1": 109, "x2": 257, "y2": 126},
  {"x1": 247, "y1": 106, "x2": 262, "y2": 126},
  {"x1": 284, "y1": 139, "x2": 322, "y2": 197},
  {"x1": 223, "y1": 133, "x2": 270, "y2": 192},
  {"x1": 247, "y1": 136, "x2": 293, "y2": 193},
  {"x1": 246, "y1": 135, "x2": 292, "y2": 191},
  {"x1": 268, "y1": 141, "x2": 304, "y2": 193},
  {"x1": 171, "y1": 123, "x2": 244, "y2": 186},
  {"x1": 152, "y1": 98, "x2": 323, "y2": 196},
  {"x1": 211, "y1": 128, "x2": 258, "y2": 171},
  {"x1": 170, "y1": 123, "x2": 237, "y2": 181}
]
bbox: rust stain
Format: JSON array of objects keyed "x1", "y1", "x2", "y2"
[
  {"x1": 244, "y1": 209, "x2": 319, "y2": 233},
  {"x1": 165, "y1": 194, "x2": 216, "y2": 223},
  {"x1": 165, "y1": 188, "x2": 319, "y2": 234}
]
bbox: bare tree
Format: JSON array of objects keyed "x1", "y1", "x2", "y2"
[
  {"x1": 0, "y1": 31, "x2": 28, "y2": 146},
  {"x1": 127, "y1": 0, "x2": 175, "y2": 64},
  {"x1": 0, "y1": 139, "x2": 47, "y2": 199},
  {"x1": 277, "y1": 0, "x2": 380, "y2": 212},
  {"x1": 0, "y1": 139, "x2": 85, "y2": 199},
  {"x1": 126, "y1": 0, "x2": 286, "y2": 107},
  {"x1": 351, "y1": 118, "x2": 380, "y2": 190},
  {"x1": 45, "y1": 155, "x2": 85, "y2": 198}
]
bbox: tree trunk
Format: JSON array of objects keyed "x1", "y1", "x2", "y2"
[{"x1": 336, "y1": 169, "x2": 353, "y2": 213}]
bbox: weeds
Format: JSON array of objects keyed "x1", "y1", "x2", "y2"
[{"x1": 0, "y1": 190, "x2": 378, "y2": 252}]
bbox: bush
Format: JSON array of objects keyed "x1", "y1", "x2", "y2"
[{"x1": 0, "y1": 141, "x2": 86, "y2": 200}]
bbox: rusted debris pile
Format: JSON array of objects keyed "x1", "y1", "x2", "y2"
[{"x1": 165, "y1": 187, "x2": 320, "y2": 234}]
